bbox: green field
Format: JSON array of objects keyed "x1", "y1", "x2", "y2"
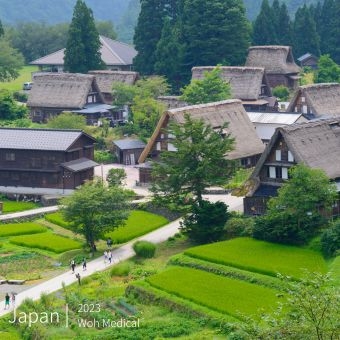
[
  {"x1": 0, "y1": 66, "x2": 38, "y2": 92},
  {"x1": 1, "y1": 200, "x2": 39, "y2": 213},
  {"x1": 147, "y1": 266, "x2": 280, "y2": 318},
  {"x1": 0, "y1": 222, "x2": 47, "y2": 237},
  {"x1": 105, "y1": 210, "x2": 169, "y2": 243},
  {"x1": 9, "y1": 232, "x2": 83, "y2": 253},
  {"x1": 185, "y1": 237, "x2": 327, "y2": 279}
]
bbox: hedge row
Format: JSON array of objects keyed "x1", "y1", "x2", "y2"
[{"x1": 168, "y1": 254, "x2": 283, "y2": 290}]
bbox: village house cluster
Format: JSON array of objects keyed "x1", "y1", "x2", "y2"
[{"x1": 1, "y1": 43, "x2": 339, "y2": 214}]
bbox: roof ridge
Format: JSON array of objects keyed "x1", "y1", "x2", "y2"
[{"x1": 100, "y1": 36, "x2": 125, "y2": 64}]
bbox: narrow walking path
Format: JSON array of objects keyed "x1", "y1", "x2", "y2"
[{"x1": 0, "y1": 218, "x2": 182, "y2": 317}]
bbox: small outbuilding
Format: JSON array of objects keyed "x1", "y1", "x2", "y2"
[
  {"x1": 297, "y1": 53, "x2": 318, "y2": 69},
  {"x1": 113, "y1": 139, "x2": 146, "y2": 165}
]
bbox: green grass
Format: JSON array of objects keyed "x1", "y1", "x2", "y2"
[
  {"x1": 1, "y1": 200, "x2": 40, "y2": 213},
  {"x1": 329, "y1": 256, "x2": 340, "y2": 286},
  {"x1": 9, "y1": 233, "x2": 83, "y2": 253},
  {"x1": 105, "y1": 210, "x2": 169, "y2": 243},
  {"x1": 185, "y1": 237, "x2": 327, "y2": 279},
  {"x1": 45, "y1": 212, "x2": 71, "y2": 229},
  {"x1": 0, "y1": 222, "x2": 47, "y2": 237},
  {"x1": 147, "y1": 266, "x2": 280, "y2": 318},
  {"x1": 0, "y1": 66, "x2": 38, "y2": 92}
]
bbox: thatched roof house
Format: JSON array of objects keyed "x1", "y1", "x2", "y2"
[
  {"x1": 245, "y1": 46, "x2": 301, "y2": 89},
  {"x1": 191, "y1": 66, "x2": 274, "y2": 111},
  {"x1": 30, "y1": 36, "x2": 137, "y2": 72},
  {"x1": 287, "y1": 83, "x2": 340, "y2": 118},
  {"x1": 27, "y1": 73, "x2": 111, "y2": 124},
  {"x1": 139, "y1": 99, "x2": 264, "y2": 166},
  {"x1": 88, "y1": 70, "x2": 139, "y2": 104},
  {"x1": 244, "y1": 118, "x2": 340, "y2": 215}
]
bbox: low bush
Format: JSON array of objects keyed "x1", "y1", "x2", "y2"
[
  {"x1": 133, "y1": 241, "x2": 156, "y2": 258},
  {"x1": 94, "y1": 150, "x2": 115, "y2": 164},
  {"x1": 110, "y1": 262, "x2": 131, "y2": 277},
  {"x1": 321, "y1": 221, "x2": 340, "y2": 258},
  {"x1": 224, "y1": 217, "x2": 254, "y2": 239},
  {"x1": 9, "y1": 233, "x2": 83, "y2": 253},
  {"x1": 185, "y1": 237, "x2": 327, "y2": 279},
  {"x1": 0, "y1": 222, "x2": 47, "y2": 237}
]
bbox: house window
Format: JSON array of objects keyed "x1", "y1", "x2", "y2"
[
  {"x1": 276, "y1": 167, "x2": 282, "y2": 178},
  {"x1": 288, "y1": 150, "x2": 294, "y2": 162},
  {"x1": 275, "y1": 150, "x2": 281, "y2": 161},
  {"x1": 269, "y1": 166, "x2": 276, "y2": 178},
  {"x1": 282, "y1": 167, "x2": 288, "y2": 179},
  {"x1": 5, "y1": 153, "x2": 15, "y2": 161}
]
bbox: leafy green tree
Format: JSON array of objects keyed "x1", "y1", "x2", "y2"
[
  {"x1": 272, "y1": 85, "x2": 290, "y2": 101},
  {"x1": 180, "y1": 200, "x2": 230, "y2": 244},
  {"x1": 133, "y1": 0, "x2": 167, "y2": 75},
  {"x1": 61, "y1": 180, "x2": 133, "y2": 254},
  {"x1": 0, "y1": 39, "x2": 24, "y2": 82},
  {"x1": 292, "y1": 5, "x2": 320, "y2": 58},
  {"x1": 0, "y1": 89, "x2": 27, "y2": 120},
  {"x1": 46, "y1": 112, "x2": 86, "y2": 130},
  {"x1": 64, "y1": 0, "x2": 105, "y2": 73},
  {"x1": 252, "y1": 0, "x2": 277, "y2": 45},
  {"x1": 180, "y1": 66, "x2": 231, "y2": 105},
  {"x1": 315, "y1": 54, "x2": 340, "y2": 83},
  {"x1": 253, "y1": 164, "x2": 338, "y2": 244},
  {"x1": 151, "y1": 114, "x2": 235, "y2": 208},
  {"x1": 106, "y1": 168, "x2": 127, "y2": 187}
]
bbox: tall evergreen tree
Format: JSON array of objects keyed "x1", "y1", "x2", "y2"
[
  {"x1": 0, "y1": 19, "x2": 3, "y2": 37},
  {"x1": 133, "y1": 0, "x2": 167, "y2": 75},
  {"x1": 181, "y1": 0, "x2": 251, "y2": 82},
  {"x1": 252, "y1": 0, "x2": 277, "y2": 45},
  {"x1": 277, "y1": 3, "x2": 292, "y2": 45},
  {"x1": 319, "y1": 0, "x2": 336, "y2": 56},
  {"x1": 292, "y1": 5, "x2": 320, "y2": 58},
  {"x1": 64, "y1": 0, "x2": 104, "y2": 73}
]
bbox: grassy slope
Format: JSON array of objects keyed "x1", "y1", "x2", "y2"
[
  {"x1": 0, "y1": 66, "x2": 38, "y2": 92},
  {"x1": 185, "y1": 237, "x2": 327, "y2": 279}
]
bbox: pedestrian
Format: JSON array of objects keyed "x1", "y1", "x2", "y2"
[
  {"x1": 11, "y1": 293, "x2": 16, "y2": 309},
  {"x1": 82, "y1": 258, "x2": 87, "y2": 271},
  {"x1": 75, "y1": 273, "x2": 81, "y2": 285},
  {"x1": 104, "y1": 250, "x2": 108, "y2": 263},
  {"x1": 108, "y1": 250, "x2": 112, "y2": 264},
  {"x1": 71, "y1": 259, "x2": 76, "y2": 273},
  {"x1": 107, "y1": 237, "x2": 113, "y2": 249},
  {"x1": 4, "y1": 293, "x2": 10, "y2": 310}
]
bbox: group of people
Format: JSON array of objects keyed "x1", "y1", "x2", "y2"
[
  {"x1": 104, "y1": 250, "x2": 113, "y2": 264},
  {"x1": 70, "y1": 257, "x2": 87, "y2": 286},
  {"x1": 4, "y1": 293, "x2": 15, "y2": 310}
]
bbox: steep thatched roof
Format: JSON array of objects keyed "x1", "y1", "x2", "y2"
[
  {"x1": 88, "y1": 70, "x2": 139, "y2": 93},
  {"x1": 191, "y1": 66, "x2": 272, "y2": 100},
  {"x1": 287, "y1": 83, "x2": 340, "y2": 117},
  {"x1": 157, "y1": 96, "x2": 188, "y2": 109},
  {"x1": 246, "y1": 46, "x2": 301, "y2": 74},
  {"x1": 30, "y1": 36, "x2": 137, "y2": 67},
  {"x1": 27, "y1": 73, "x2": 104, "y2": 109},
  {"x1": 252, "y1": 118, "x2": 340, "y2": 180},
  {"x1": 138, "y1": 99, "x2": 264, "y2": 163}
]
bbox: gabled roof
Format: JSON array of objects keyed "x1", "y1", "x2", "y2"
[
  {"x1": 88, "y1": 70, "x2": 139, "y2": 93},
  {"x1": 61, "y1": 158, "x2": 98, "y2": 172},
  {"x1": 27, "y1": 73, "x2": 104, "y2": 109},
  {"x1": 139, "y1": 99, "x2": 264, "y2": 163},
  {"x1": 287, "y1": 83, "x2": 340, "y2": 117},
  {"x1": 113, "y1": 139, "x2": 146, "y2": 150},
  {"x1": 191, "y1": 66, "x2": 272, "y2": 100},
  {"x1": 297, "y1": 53, "x2": 318, "y2": 62},
  {"x1": 246, "y1": 45, "x2": 301, "y2": 74},
  {"x1": 0, "y1": 128, "x2": 96, "y2": 151},
  {"x1": 30, "y1": 36, "x2": 137, "y2": 67},
  {"x1": 251, "y1": 118, "x2": 340, "y2": 180}
]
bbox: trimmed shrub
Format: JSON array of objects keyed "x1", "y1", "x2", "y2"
[
  {"x1": 94, "y1": 150, "x2": 115, "y2": 164},
  {"x1": 272, "y1": 85, "x2": 290, "y2": 101},
  {"x1": 321, "y1": 221, "x2": 340, "y2": 258},
  {"x1": 224, "y1": 217, "x2": 254, "y2": 239},
  {"x1": 110, "y1": 262, "x2": 131, "y2": 277},
  {"x1": 133, "y1": 240, "x2": 156, "y2": 258}
]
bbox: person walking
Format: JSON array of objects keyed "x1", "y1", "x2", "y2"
[
  {"x1": 11, "y1": 293, "x2": 16, "y2": 309},
  {"x1": 75, "y1": 273, "x2": 81, "y2": 285},
  {"x1": 82, "y1": 258, "x2": 87, "y2": 271},
  {"x1": 107, "y1": 237, "x2": 113, "y2": 249},
  {"x1": 4, "y1": 293, "x2": 10, "y2": 310},
  {"x1": 108, "y1": 250, "x2": 112, "y2": 264},
  {"x1": 70, "y1": 259, "x2": 76, "y2": 274},
  {"x1": 104, "y1": 250, "x2": 108, "y2": 263}
]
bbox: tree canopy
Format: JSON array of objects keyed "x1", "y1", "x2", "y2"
[
  {"x1": 314, "y1": 54, "x2": 340, "y2": 83},
  {"x1": 64, "y1": 0, "x2": 105, "y2": 73},
  {"x1": 60, "y1": 180, "x2": 133, "y2": 254},
  {"x1": 0, "y1": 38, "x2": 24, "y2": 82},
  {"x1": 46, "y1": 112, "x2": 87, "y2": 130},
  {"x1": 180, "y1": 66, "x2": 231, "y2": 105},
  {"x1": 0, "y1": 89, "x2": 27, "y2": 120}
]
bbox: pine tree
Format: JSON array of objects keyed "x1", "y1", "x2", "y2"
[
  {"x1": 319, "y1": 0, "x2": 335, "y2": 55},
  {"x1": 64, "y1": 0, "x2": 104, "y2": 73},
  {"x1": 277, "y1": 3, "x2": 292, "y2": 45},
  {"x1": 133, "y1": 0, "x2": 167, "y2": 75},
  {"x1": 292, "y1": 5, "x2": 320, "y2": 58},
  {"x1": 0, "y1": 19, "x2": 3, "y2": 37},
  {"x1": 252, "y1": 0, "x2": 277, "y2": 45}
]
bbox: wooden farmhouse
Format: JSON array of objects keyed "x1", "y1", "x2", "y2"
[
  {"x1": 297, "y1": 53, "x2": 318, "y2": 69},
  {"x1": 191, "y1": 66, "x2": 276, "y2": 111},
  {"x1": 88, "y1": 70, "x2": 139, "y2": 104},
  {"x1": 244, "y1": 118, "x2": 340, "y2": 216},
  {"x1": 287, "y1": 83, "x2": 340, "y2": 118},
  {"x1": 113, "y1": 139, "x2": 146, "y2": 165},
  {"x1": 0, "y1": 128, "x2": 97, "y2": 196},
  {"x1": 245, "y1": 46, "x2": 301, "y2": 89},
  {"x1": 30, "y1": 36, "x2": 137, "y2": 72},
  {"x1": 137, "y1": 100, "x2": 265, "y2": 184},
  {"x1": 27, "y1": 73, "x2": 115, "y2": 125}
]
